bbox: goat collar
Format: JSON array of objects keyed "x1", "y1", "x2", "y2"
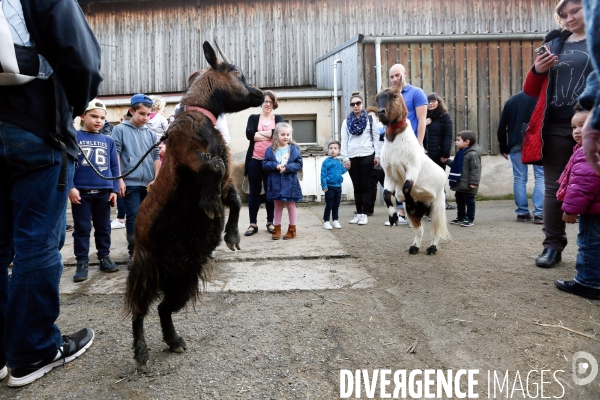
[
  {"x1": 386, "y1": 118, "x2": 406, "y2": 134},
  {"x1": 181, "y1": 105, "x2": 217, "y2": 126}
]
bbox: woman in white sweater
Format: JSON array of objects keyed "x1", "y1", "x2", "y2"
[{"x1": 341, "y1": 91, "x2": 382, "y2": 225}]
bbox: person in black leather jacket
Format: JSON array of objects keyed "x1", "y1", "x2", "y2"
[{"x1": 425, "y1": 93, "x2": 455, "y2": 210}]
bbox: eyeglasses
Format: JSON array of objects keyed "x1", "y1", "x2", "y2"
[
  {"x1": 263, "y1": 100, "x2": 273, "y2": 105},
  {"x1": 350, "y1": 101, "x2": 362, "y2": 107}
]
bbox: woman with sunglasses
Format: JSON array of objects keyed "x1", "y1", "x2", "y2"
[
  {"x1": 341, "y1": 91, "x2": 381, "y2": 225},
  {"x1": 244, "y1": 91, "x2": 284, "y2": 236}
]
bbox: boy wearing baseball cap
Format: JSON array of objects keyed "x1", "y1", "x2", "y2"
[
  {"x1": 111, "y1": 94, "x2": 161, "y2": 269},
  {"x1": 69, "y1": 99, "x2": 120, "y2": 282}
]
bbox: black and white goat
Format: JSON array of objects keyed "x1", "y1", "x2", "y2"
[{"x1": 376, "y1": 85, "x2": 451, "y2": 254}]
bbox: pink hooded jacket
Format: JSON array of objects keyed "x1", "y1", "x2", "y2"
[{"x1": 559, "y1": 146, "x2": 600, "y2": 215}]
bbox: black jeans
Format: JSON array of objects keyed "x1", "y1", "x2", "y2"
[
  {"x1": 247, "y1": 158, "x2": 274, "y2": 225},
  {"x1": 541, "y1": 122, "x2": 576, "y2": 252},
  {"x1": 369, "y1": 168, "x2": 385, "y2": 213},
  {"x1": 71, "y1": 189, "x2": 112, "y2": 261},
  {"x1": 455, "y1": 191, "x2": 476, "y2": 221},
  {"x1": 323, "y1": 186, "x2": 342, "y2": 221},
  {"x1": 349, "y1": 153, "x2": 375, "y2": 214}
]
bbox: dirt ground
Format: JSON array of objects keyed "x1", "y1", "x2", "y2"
[{"x1": 1, "y1": 200, "x2": 599, "y2": 399}]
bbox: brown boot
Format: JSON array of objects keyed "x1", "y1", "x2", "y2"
[
  {"x1": 283, "y1": 225, "x2": 296, "y2": 240},
  {"x1": 272, "y1": 224, "x2": 281, "y2": 240}
]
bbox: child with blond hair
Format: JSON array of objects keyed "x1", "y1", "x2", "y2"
[{"x1": 262, "y1": 123, "x2": 303, "y2": 239}]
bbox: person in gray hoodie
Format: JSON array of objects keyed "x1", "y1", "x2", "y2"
[{"x1": 112, "y1": 94, "x2": 161, "y2": 268}]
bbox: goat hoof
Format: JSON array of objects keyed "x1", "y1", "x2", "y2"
[
  {"x1": 134, "y1": 344, "x2": 149, "y2": 367},
  {"x1": 426, "y1": 245, "x2": 437, "y2": 255},
  {"x1": 170, "y1": 346, "x2": 185, "y2": 353},
  {"x1": 408, "y1": 246, "x2": 419, "y2": 255},
  {"x1": 167, "y1": 336, "x2": 187, "y2": 353}
]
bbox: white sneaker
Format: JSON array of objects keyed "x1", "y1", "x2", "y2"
[
  {"x1": 332, "y1": 220, "x2": 342, "y2": 229},
  {"x1": 323, "y1": 221, "x2": 333, "y2": 230},
  {"x1": 398, "y1": 215, "x2": 408, "y2": 225},
  {"x1": 358, "y1": 215, "x2": 368, "y2": 225},
  {"x1": 110, "y1": 219, "x2": 125, "y2": 229},
  {"x1": 349, "y1": 214, "x2": 361, "y2": 224}
]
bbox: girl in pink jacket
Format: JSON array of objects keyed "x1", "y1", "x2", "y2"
[{"x1": 554, "y1": 107, "x2": 600, "y2": 300}]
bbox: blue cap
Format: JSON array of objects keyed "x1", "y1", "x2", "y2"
[{"x1": 130, "y1": 93, "x2": 153, "y2": 107}]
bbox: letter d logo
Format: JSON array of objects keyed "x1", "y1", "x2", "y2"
[{"x1": 572, "y1": 351, "x2": 598, "y2": 386}]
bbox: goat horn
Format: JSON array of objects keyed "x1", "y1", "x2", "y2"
[{"x1": 213, "y1": 38, "x2": 231, "y2": 65}]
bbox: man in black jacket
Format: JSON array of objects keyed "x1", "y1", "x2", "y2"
[
  {"x1": 0, "y1": 0, "x2": 102, "y2": 386},
  {"x1": 497, "y1": 91, "x2": 544, "y2": 224}
]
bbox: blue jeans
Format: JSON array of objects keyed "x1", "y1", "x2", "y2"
[
  {"x1": 0, "y1": 122, "x2": 73, "y2": 369},
  {"x1": 72, "y1": 189, "x2": 112, "y2": 261},
  {"x1": 509, "y1": 148, "x2": 544, "y2": 216},
  {"x1": 323, "y1": 186, "x2": 342, "y2": 222},
  {"x1": 574, "y1": 214, "x2": 600, "y2": 289},
  {"x1": 123, "y1": 186, "x2": 148, "y2": 256}
]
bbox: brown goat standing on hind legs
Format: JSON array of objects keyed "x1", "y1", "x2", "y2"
[
  {"x1": 376, "y1": 84, "x2": 451, "y2": 255},
  {"x1": 125, "y1": 41, "x2": 264, "y2": 367}
]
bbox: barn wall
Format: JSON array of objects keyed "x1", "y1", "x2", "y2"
[
  {"x1": 80, "y1": 0, "x2": 559, "y2": 95},
  {"x1": 359, "y1": 39, "x2": 543, "y2": 155}
]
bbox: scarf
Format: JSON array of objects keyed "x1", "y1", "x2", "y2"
[
  {"x1": 557, "y1": 143, "x2": 582, "y2": 201},
  {"x1": 347, "y1": 110, "x2": 368, "y2": 136},
  {"x1": 448, "y1": 148, "x2": 466, "y2": 188}
]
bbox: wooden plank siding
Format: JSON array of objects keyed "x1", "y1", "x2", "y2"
[
  {"x1": 82, "y1": 0, "x2": 558, "y2": 96},
  {"x1": 360, "y1": 39, "x2": 543, "y2": 155}
]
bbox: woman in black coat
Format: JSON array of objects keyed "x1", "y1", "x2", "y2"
[
  {"x1": 424, "y1": 93, "x2": 453, "y2": 169},
  {"x1": 425, "y1": 93, "x2": 455, "y2": 209}
]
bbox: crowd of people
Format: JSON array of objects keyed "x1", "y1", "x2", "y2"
[{"x1": 1, "y1": 0, "x2": 599, "y2": 390}]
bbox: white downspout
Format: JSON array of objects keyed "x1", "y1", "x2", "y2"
[
  {"x1": 332, "y1": 59, "x2": 342, "y2": 142},
  {"x1": 375, "y1": 38, "x2": 382, "y2": 93}
]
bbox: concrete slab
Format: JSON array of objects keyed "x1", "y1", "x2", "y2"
[
  {"x1": 59, "y1": 258, "x2": 375, "y2": 295},
  {"x1": 59, "y1": 205, "x2": 373, "y2": 294},
  {"x1": 61, "y1": 205, "x2": 349, "y2": 265}
]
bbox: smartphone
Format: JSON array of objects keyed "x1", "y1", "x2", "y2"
[{"x1": 535, "y1": 44, "x2": 551, "y2": 56}]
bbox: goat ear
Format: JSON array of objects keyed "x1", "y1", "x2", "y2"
[{"x1": 203, "y1": 41, "x2": 219, "y2": 70}]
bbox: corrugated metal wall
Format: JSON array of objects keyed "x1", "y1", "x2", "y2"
[
  {"x1": 81, "y1": 0, "x2": 558, "y2": 95},
  {"x1": 315, "y1": 38, "x2": 362, "y2": 127}
]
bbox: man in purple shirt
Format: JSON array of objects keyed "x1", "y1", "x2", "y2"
[{"x1": 389, "y1": 64, "x2": 428, "y2": 145}]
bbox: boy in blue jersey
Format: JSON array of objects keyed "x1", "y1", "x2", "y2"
[{"x1": 69, "y1": 100, "x2": 120, "y2": 282}]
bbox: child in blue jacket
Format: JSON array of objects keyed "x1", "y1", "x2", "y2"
[
  {"x1": 263, "y1": 123, "x2": 303, "y2": 240},
  {"x1": 321, "y1": 140, "x2": 347, "y2": 229},
  {"x1": 69, "y1": 100, "x2": 120, "y2": 282}
]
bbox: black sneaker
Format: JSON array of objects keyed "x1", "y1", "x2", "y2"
[
  {"x1": 516, "y1": 213, "x2": 533, "y2": 222},
  {"x1": 65, "y1": 224, "x2": 74, "y2": 232},
  {"x1": 450, "y1": 219, "x2": 462, "y2": 225},
  {"x1": 461, "y1": 219, "x2": 474, "y2": 227},
  {"x1": 7, "y1": 328, "x2": 94, "y2": 387},
  {"x1": 533, "y1": 215, "x2": 543, "y2": 225},
  {"x1": 73, "y1": 261, "x2": 88, "y2": 282},
  {"x1": 127, "y1": 255, "x2": 134, "y2": 271},
  {"x1": 99, "y1": 256, "x2": 119, "y2": 273}
]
